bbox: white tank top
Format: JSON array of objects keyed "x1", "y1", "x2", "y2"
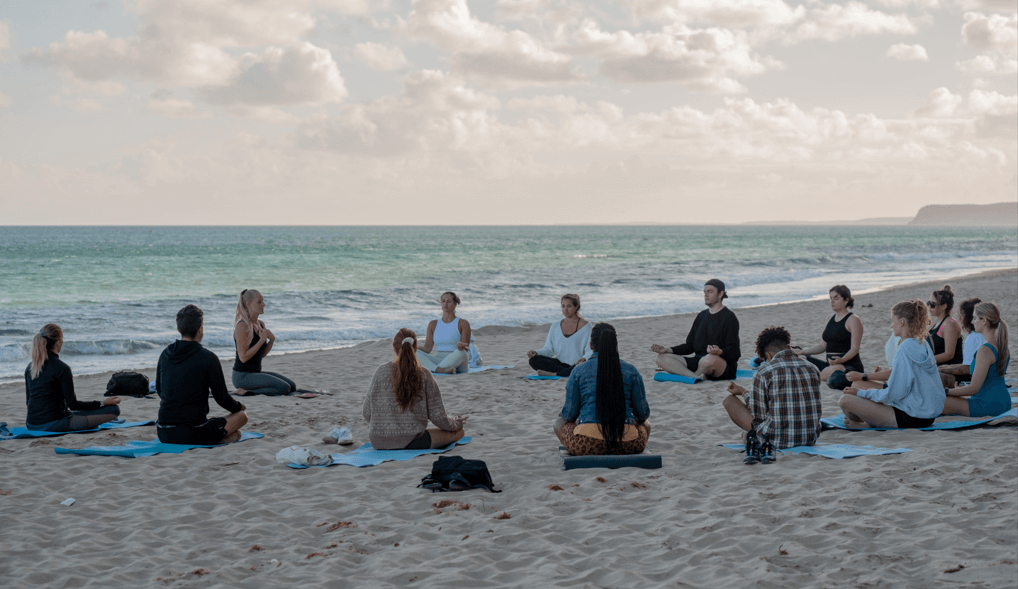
[{"x1": 433, "y1": 317, "x2": 461, "y2": 352}]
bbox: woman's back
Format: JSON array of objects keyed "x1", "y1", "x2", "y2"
[
  {"x1": 565, "y1": 356, "x2": 649, "y2": 425},
  {"x1": 362, "y1": 362, "x2": 459, "y2": 449}
]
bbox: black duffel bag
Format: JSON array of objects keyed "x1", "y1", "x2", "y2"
[
  {"x1": 105, "y1": 371, "x2": 150, "y2": 397},
  {"x1": 419, "y1": 456, "x2": 501, "y2": 493}
]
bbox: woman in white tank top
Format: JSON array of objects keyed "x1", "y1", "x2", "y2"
[{"x1": 416, "y1": 292, "x2": 471, "y2": 374}]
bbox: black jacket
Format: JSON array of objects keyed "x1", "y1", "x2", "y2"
[
  {"x1": 156, "y1": 340, "x2": 242, "y2": 427},
  {"x1": 25, "y1": 351, "x2": 101, "y2": 426}
]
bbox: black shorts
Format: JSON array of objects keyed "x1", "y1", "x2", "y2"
[
  {"x1": 892, "y1": 408, "x2": 935, "y2": 429},
  {"x1": 685, "y1": 354, "x2": 736, "y2": 381},
  {"x1": 404, "y1": 431, "x2": 432, "y2": 450},
  {"x1": 157, "y1": 417, "x2": 229, "y2": 445}
]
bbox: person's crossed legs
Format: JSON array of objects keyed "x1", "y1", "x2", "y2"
[{"x1": 838, "y1": 395, "x2": 898, "y2": 429}]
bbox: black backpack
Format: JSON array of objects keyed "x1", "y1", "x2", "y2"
[
  {"x1": 419, "y1": 456, "x2": 501, "y2": 493},
  {"x1": 105, "y1": 371, "x2": 150, "y2": 397}
]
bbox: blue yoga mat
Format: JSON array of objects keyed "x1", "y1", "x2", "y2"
[
  {"x1": 287, "y1": 437, "x2": 471, "y2": 468},
  {"x1": 0, "y1": 420, "x2": 155, "y2": 441},
  {"x1": 524, "y1": 375, "x2": 562, "y2": 380},
  {"x1": 434, "y1": 366, "x2": 513, "y2": 376},
  {"x1": 653, "y1": 369, "x2": 756, "y2": 384},
  {"x1": 720, "y1": 443, "x2": 911, "y2": 459},
  {"x1": 54, "y1": 432, "x2": 263, "y2": 457},
  {"x1": 557, "y1": 446, "x2": 661, "y2": 470},
  {"x1": 821, "y1": 408, "x2": 1018, "y2": 431}
]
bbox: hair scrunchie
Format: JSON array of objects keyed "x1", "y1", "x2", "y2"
[{"x1": 401, "y1": 337, "x2": 415, "y2": 345}]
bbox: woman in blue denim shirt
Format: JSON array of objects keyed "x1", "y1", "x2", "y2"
[{"x1": 554, "y1": 323, "x2": 651, "y2": 455}]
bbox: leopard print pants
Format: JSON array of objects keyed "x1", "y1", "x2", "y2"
[{"x1": 559, "y1": 422, "x2": 649, "y2": 456}]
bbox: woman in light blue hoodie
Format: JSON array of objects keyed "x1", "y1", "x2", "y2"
[{"x1": 840, "y1": 300, "x2": 945, "y2": 429}]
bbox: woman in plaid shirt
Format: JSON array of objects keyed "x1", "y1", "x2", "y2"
[{"x1": 723, "y1": 326, "x2": 823, "y2": 449}]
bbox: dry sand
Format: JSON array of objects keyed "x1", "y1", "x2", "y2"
[{"x1": 1, "y1": 270, "x2": 1016, "y2": 588}]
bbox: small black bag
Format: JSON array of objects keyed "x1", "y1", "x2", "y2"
[
  {"x1": 826, "y1": 370, "x2": 851, "y2": 391},
  {"x1": 105, "y1": 371, "x2": 150, "y2": 397},
  {"x1": 419, "y1": 456, "x2": 501, "y2": 493}
]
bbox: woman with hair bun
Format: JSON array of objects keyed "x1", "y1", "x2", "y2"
[
  {"x1": 24, "y1": 324, "x2": 122, "y2": 431},
  {"x1": 527, "y1": 294, "x2": 592, "y2": 377},
  {"x1": 796, "y1": 285, "x2": 864, "y2": 382},
  {"x1": 232, "y1": 289, "x2": 296, "y2": 396},
  {"x1": 362, "y1": 328, "x2": 466, "y2": 449},
  {"x1": 942, "y1": 302, "x2": 1011, "y2": 418},
  {"x1": 554, "y1": 323, "x2": 651, "y2": 455},
  {"x1": 938, "y1": 297, "x2": 983, "y2": 383},
  {"x1": 840, "y1": 300, "x2": 944, "y2": 429},
  {"x1": 928, "y1": 285, "x2": 963, "y2": 366},
  {"x1": 416, "y1": 291, "x2": 471, "y2": 375}
]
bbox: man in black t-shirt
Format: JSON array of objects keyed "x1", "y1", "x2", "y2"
[
  {"x1": 651, "y1": 279, "x2": 741, "y2": 381},
  {"x1": 156, "y1": 305, "x2": 248, "y2": 445}
]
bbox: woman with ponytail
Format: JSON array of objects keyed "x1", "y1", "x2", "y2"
[
  {"x1": 232, "y1": 289, "x2": 297, "y2": 396},
  {"x1": 362, "y1": 328, "x2": 466, "y2": 450},
  {"x1": 942, "y1": 302, "x2": 1011, "y2": 417},
  {"x1": 25, "y1": 324, "x2": 122, "y2": 431},
  {"x1": 554, "y1": 323, "x2": 651, "y2": 455},
  {"x1": 840, "y1": 300, "x2": 944, "y2": 429},
  {"x1": 928, "y1": 285, "x2": 963, "y2": 366}
]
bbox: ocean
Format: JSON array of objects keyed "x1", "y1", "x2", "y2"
[{"x1": 1, "y1": 225, "x2": 1015, "y2": 381}]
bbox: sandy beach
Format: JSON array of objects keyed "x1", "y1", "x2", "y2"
[{"x1": 1, "y1": 269, "x2": 1015, "y2": 588}]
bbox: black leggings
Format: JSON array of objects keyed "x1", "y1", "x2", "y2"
[
  {"x1": 529, "y1": 355, "x2": 575, "y2": 377},
  {"x1": 34, "y1": 405, "x2": 121, "y2": 432},
  {"x1": 806, "y1": 355, "x2": 863, "y2": 374}
]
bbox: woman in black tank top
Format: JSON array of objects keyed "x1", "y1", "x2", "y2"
[
  {"x1": 230, "y1": 289, "x2": 297, "y2": 396},
  {"x1": 928, "y1": 286, "x2": 963, "y2": 366},
  {"x1": 795, "y1": 285, "x2": 864, "y2": 385}
]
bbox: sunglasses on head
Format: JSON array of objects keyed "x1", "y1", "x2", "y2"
[{"x1": 927, "y1": 300, "x2": 938, "y2": 308}]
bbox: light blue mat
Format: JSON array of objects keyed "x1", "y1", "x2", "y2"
[
  {"x1": 0, "y1": 420, "x2": 155, "y2": 441},
  {"x1": 54, "y1": 432, "x2": 263, "y2": 457},
  {"x1": 748, "y1": 357, "x2": 762, "y2": 368},
  {"x1": 435, "y1": 366, "x2": 513, "y2": 376},
  {"x1": 720, "y1": 443, "x2": 911, "y2": 459},
  {"x1": 821, "y1": 408, "x2": 1018, "y2": 431},
  {"x1": 524, "y1": 375, "x2": 562, "y2": 380},
  {"x1": 653, "y1": 369, "x2": 755, "y2": 384},
  {"x1": 287, "y1": 437, "x2": 470, "y2": 468}
]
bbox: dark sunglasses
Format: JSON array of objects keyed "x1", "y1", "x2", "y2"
[{"x1": 926, "y1": 300, "x2": 938, "y2": 308}]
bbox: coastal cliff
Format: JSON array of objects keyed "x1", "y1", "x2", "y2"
[{"x1": 908, "y1": 202, "x2": 1018, "y2": 226}]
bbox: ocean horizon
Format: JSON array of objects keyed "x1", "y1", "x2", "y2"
[{"x1": 2, "y1": 225, "x2": 1015, "y2": 381}]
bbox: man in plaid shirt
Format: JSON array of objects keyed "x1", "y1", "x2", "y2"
[{"x1": 723, "y1": 326, "x2": 822, "y2": 449}]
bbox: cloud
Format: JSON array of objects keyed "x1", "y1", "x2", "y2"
[
  {"x1": 887, "y1": 43, "x2": 928, "y2": 61},
  {"x1": 792, "y1": 2, "x2": 917, "y2": 43},
  {"x1": 144, "y1": 89, "x2": 211, "y2": 119},
  {"x1": 962, "y1": 12, "x2": 1017, "y2": 54},
  {"x1": 957, "y1": 54, "x2": 1018, "y2": 74},
  {"x1": 962, "y1": 0, "x2": 1018, "y2": 12},
  {"x1": 199, "y1": 43, "x2": 347, "y2": 107},
  {"x1": 354, "y1": 42, "x2": 410, "y2": 70},
  {"x1": 0, "y1": 90, "x2": 9, "y2": 107},
  {"x1": 0, "y1": 20, "x2": 10, "y2": 60},
  {"x1": 913, "y1": 87, "x2": 964, "y2": 118},
  {"x1": 628, "y1": 0, "x2": 805, "y2": 27},
  {"x1": 567, "y1": 20, "x2": 775, "y2": 92},
  {"x1": 407, "y1": 0, "x2": 580, "y2": 84}
]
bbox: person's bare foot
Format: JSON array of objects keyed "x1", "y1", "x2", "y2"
[
  {"x1": 220, "y1": 430, "x2": 242, "y2": 444},
  {"x1": 232, "y1": 389, "x2": 251, "y2": 396},
  {"x1": 843, "y1": 418, "x2": 868, "y2": 429},
  {"x1": 435, "y1": 366, "x2": 456, "y2": 375},
  {"x1": 536, "y1": 370, "x2": 558, "y2": 376}
]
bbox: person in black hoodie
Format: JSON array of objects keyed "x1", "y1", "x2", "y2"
[
  {"x1": 156, "y1": 305, "x2": 247, "y2": 445},
  {"x1": 25, "y1": 323, "x2": 122, "y2": 431},
  {"x1": 651, "y1": 278, "x2": 741, "y2": 381}
]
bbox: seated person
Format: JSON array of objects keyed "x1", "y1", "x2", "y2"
[
  {"x1": 24, "y1": 324, "x2": 121, "y2": 431},
  {"x1": 527, "y1": 293, "x2": 592, "y2": 377},
  {"x1": 554, "y1": 323, "x2": 651, "y2": 456},
  {"x1": 416, "y1": 292, "x2": 471, "y2": 374},
  {"x1": 928, "y1": 285, "x2": 963, "y2": 366},
  {"x1": 232, "y1": 289, "x2": 296, "y2": 396},
  {"x1": 651, "y1": 279, "x2": 740, "y2": 380},
  {"x1": 156, "y1": 305, "x2": 248, "y2": 445},
  {"x1": 840, "y1": 300, "x2": 944, "y2": 429},
  {"x1": 942, "y1": 302, "x2": 1011, "y2": 418},
  {"x1": 363, "y1": 328, "x2": 466, "y2": 449},
  {"x1": 795, "y1": 285, "x2": 864, "y2": 381},
  {"x1": 724, "y1": 326, "x2": 822, "y2": 452},
  {"x1": 938, "y1": 297, "x2": 983, "y2": 385}
]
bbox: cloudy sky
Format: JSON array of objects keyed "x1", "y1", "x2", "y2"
[{"x1": 0, "y1": 0, "x2": 1015, "y2": 224}]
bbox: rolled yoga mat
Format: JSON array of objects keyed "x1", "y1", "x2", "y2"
[{"x1": 558, "y1": 446, "x2": 662, "y2": 470}]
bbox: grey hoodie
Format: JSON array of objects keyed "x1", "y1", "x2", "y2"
[{"x1": 859, "y1": 337, "x2": 944, "y2": 419}]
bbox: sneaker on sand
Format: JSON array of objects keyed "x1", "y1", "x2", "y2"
[
  {"x1": 331, "y1": 427, "x2": 354, "y2": 445},
  {"x1": 743, "y1": 429, "x2": 760, "y2": 465},
  {"x1": 759, "y1": 438, "x2": 776, "y2": 464}
]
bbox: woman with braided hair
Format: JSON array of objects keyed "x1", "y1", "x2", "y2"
[
  {"x1": 942, "y1": 302, "x2": 1011, "y2": 418},
  {"x1": 554, "y1": 323, "x2": 651, "y2": 455},
  {"x1": 840, "y1": 300, "x2": 945, "y2": 429},
  {"x1": 24, "y1": 324, "x2": 122, "y2": 431},
  {"x1": 362, "y1": 328, "x2": 466, "y2": 450}
]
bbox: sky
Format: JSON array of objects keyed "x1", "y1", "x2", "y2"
[{"x1": 0, "y1": 0, "x2": 1015, "y2": 225}]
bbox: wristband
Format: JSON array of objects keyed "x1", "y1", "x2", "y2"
[{"x1": 862, "y1": 374, "x2": 868, "y2": 381}]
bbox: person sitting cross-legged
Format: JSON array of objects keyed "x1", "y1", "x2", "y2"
[
  {"x1": 651, "y1": 278, "x2": 740, "y2": 381},
  {"x1": 156, "y1": 304, "x2": 248, "y2": 445},
  {"x1": 724, "y1": 326, "x2": 822, "y2": 462}
]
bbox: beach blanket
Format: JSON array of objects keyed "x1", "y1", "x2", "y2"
[
  {"x1": 435, "y1": 366, "x2": 513, "y2": 376},
  {"x1": 653, "y1": 369, "x2": 756, "y2": 384},
  {"x1": 0, "y1": 420, "x2": 155, "y2": 441},
  {"x1": 720, "y1": 443, "x2": 911, "y2": 459},
  {"x1": 286, "y1": 437, "x2": 471, "y2": 469},
  {"x1": 53, "y1": 432, "x2": 263, "y2": 457},
  {"x1": 524, "y1": 375, "x2": 562, "y2": 380},
  {"x1": 821, "y1": 408, "x2": 1018, "y2": 431}
]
